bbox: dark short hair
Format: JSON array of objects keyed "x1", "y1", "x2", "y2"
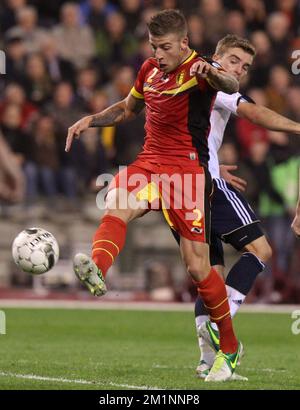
[
  {"x1": 215, "y1": 34, "x2": 256, "y2": 57},
  {"x1": 147, "y1": 9, "x2": 187, "y2": 38}
]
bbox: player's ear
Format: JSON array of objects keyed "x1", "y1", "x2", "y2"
[{"x1": 181, "y1": 36, "x2": 188, "y2": 51}]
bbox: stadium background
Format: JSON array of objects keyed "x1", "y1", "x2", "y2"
[{"x1": 0, "y1": 0, "x2": 299, "y2": 304}]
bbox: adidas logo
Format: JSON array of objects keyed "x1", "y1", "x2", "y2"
[{"x1": 232, "y1": 299, "x2": 243, "y2": 306}]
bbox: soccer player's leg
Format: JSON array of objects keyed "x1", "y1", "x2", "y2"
[
  {"x1": 212, "y1": 178, "x2": 272, "y2": 317},
  {"x1": 194, "y1": 179, "x2": 272, "y2": 378},
  {"x1": 195, "y1": 235, "x2": 225, "y2": 377},
  {"x1": 74, "y1": 165, "x2": 150, "y2": 296},
  {"x1": 180, "y1": 238, "x2": 241, "y2": 381},
  {"x1": 167, "y1": 167, "x2": 240, "y2": 381}
]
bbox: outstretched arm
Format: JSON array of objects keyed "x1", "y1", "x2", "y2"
[
  {"x1": 65, "y1": 94, "x2": 144, "y2": 152},
  {"x1": 190, "y1": 60, "x2": 239, "y2": 94},
  {"x1": 237, "y1": 102, "x2": 300, "y2": 134}
]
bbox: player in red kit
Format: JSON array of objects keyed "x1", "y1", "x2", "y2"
[{"x1": 65, "y1": 10, "x2": 241, "y2": 381}]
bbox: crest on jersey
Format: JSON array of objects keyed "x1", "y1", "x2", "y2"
[{"x1": 176, "y1": 71, "x2": 185, "y2": 86}]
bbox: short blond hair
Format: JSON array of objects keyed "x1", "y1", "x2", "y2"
[{"x1": 215, "y1": 34, "x2": 256, "y2": 57}]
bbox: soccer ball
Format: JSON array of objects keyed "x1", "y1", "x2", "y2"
[{"x1": 12, "y1": 228, "x2": 59, "y2": 275}]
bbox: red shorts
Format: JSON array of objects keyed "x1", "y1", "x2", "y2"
[{"x1": 108, "y1": 159, "x2": 212, "y2": 243}]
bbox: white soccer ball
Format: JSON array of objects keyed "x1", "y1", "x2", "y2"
[{"x1": 12, "y1": 227, "x2": 59, "y2": 275}]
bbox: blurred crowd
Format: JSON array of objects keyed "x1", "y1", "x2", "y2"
[{"x1": 0, "y1": 0, "x2": 300, "y2": 300}]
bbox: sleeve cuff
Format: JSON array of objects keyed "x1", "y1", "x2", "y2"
[{"x1": 130, "y1": 86, "x2": 144, "y2": 99}]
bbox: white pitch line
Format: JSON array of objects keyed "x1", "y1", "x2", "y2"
[
  {"x1": 152, "y1": 364, "x2": 194, "y2": 369},
  {"x1": 244, "y1": 368, "x2": 287, "y2": 373},
  {"x1": 0, "y1": 371, "x2": 162, "y2": 390},
  {"x1": 152, "y1": 364, "x2": 287, "y2": 375}
]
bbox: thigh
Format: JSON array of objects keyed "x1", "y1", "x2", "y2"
[
  {"x1": 105, "y1": 163, "x2": 156, "y2": 222},
  {"x1": 212, "y1": 178, "x2": 264, "y2": 250},
  {"x1": 161, "y1": 165, "x2": 212, "y2": 243}
]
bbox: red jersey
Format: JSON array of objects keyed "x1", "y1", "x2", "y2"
[{"x1": 130, "y1": 51, "x2": 218, "y2": 166}]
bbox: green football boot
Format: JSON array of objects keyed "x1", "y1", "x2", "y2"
[
  {"x1": 205, "y1": 341, "x2": 243, "y2": 382},
  {"x1": 73, "y1": 253, "x2": 107, "y2": 296}
]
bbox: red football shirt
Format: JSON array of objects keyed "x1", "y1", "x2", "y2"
[{"x1": 131, "y1": 50, "x2": 218, "y2": 166}]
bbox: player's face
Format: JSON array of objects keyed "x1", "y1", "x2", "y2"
[
  {"x1": 213, "y1": 47, "x2": 254, "y2": 82},
  {"x1": 149, "y1": 33, "x2": 189, "y2": 73}
]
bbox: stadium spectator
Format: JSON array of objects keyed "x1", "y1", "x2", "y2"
[
  {"x1": 25, "y1": 115, "x2": 59, "y2": 204},
  {"x1": 160, "y1": 0, "x2": 180, "y2": 10},
  {"x1": 134, "y1": 6, "x2": 159, "y2": 39},
  {"x1": 4, "y1": 34, "x2": 27, "y2": 84},
  {"x1": 0, "y1": 103, "x2": 31, "y2": 161},
  {"x1": 95, "y1": 11, "x2": 138, "y2": 69},
  {"x1": 6, "y1": 5, "x2": 48, "y2": 53},
  {"x1": 52, "y1": 2, "x2": 96, "y2": 69},
  {"x1": 79, "y1": 127, "x2": 109, "y2": 191},
  {"x1": 249, "y1": 31, "x2": 273, "y2": 88},
  {"x1": 264, "y1": 65, "x2": 291, "y2": 114},
  {"x1": 79, "y1": 0, "x2": 117, "y2": 32},
  {"x1": 0, "y1": 82, "x2": 38, "y2": 129},
  {"x1": 103, "y1": 65, "x2": 135, "y2": 105},
  {"x1": 113, "y1": 112, "x2": 146, "y2": 166},
  {"x1": 0, "y1": 0, "x2": 28, "y2": 35},
  {"x1": 23, "y1": 53, "x2": 53, "y2": 106},
  {"x1": 88, "y1": 89, "x2": 109, "y2": 115},
  {"x1": 40, "y1": 34, "x2": 75, "y2": 84},
  {"x1": 120, "y1": 0, "x2": 143, "y2": 33},
  {"x1": 45, "y1": 82, "x2": 86, "y2": 199},
  {"x1": 236, "y1": 0, "x2": 266, "y2": 32},
  {"x1": 129, "y1": 35, "x2": 154, "y2": 73},
  {"x1": 0, "y1": 131, "x2": 24, "y2": 203},
  {"x1": 199, "y1": 0, "x2": 226, "y2": 45},
  {"x1": 266, "y1": 12, "x2": 292, "y2": 63},
  {"x1": 286, "y1": 86, "x2": 300, "y2": 123},
  {"x1": 76, "y1": 66, "x2": 101, "y2": 110},
  {"x1": 235, "y1": 88, "x2": 270, "y2": 158},
  {"x1": 225, "y1": 10, "x2": 247, "y2": 38},
  {"x1": 186, "y1": 15, "x2": 211, "y2": 55},
  {"x1": 45, "y1": 81, "x2": 85, "y2": 135}
]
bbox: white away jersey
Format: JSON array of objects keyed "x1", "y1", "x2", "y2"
[{"x1": 208, "y1": 91, "x2": 250, "y2": 178}]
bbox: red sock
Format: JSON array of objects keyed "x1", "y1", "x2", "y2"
[
  {"x1": 195, "y1": 268, "x2": 238, "y2": 353},
  {"x1": 92, "y1": 215, "x2": 126, "y2": 277}
]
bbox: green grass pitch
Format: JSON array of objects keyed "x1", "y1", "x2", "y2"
[{"x1": 0, "y1": 308, "x2": 299, "y2": 390}]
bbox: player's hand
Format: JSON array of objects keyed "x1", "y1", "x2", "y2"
[
  {"x1": 291, "y1": 215, "x2": 300, "y2": 238},
  {"x1": 65, "y1": 116, "x2": 92, "y2": 152},
  {"x1": 219, "y1": 164, "x2": 247, "y2": 192},
  {"x1": 190, "y1": 60, "x2": 213, "y2": 78}
]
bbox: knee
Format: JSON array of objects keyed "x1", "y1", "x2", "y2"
[{"x1": 245, "y1": 237, "x2": 273, "y2": 263}]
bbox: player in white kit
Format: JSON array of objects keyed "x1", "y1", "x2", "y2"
[
  {"x1": 173, "y1": 35, "x2": 300, "y2": 378},
  {"x1": 197, "y1": 35, "x2": 300, "y2": 377}
]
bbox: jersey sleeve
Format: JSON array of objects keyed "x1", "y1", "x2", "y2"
[
  {"x1": 130, "y1": 60, "x2": 151, "y2": 100},
  {"x1": 214, "y1": 92, "x2": 255, "y2": 116}
]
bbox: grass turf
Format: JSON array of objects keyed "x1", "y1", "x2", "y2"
[{"x1": 0, "y1": 308, "x2": 299, "y2": 390}]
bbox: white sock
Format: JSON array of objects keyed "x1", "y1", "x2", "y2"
[
  {"x1": 210, "y1": 285, "x2": 246, "y2": 331},
  {"x1": 195, "y1": 315, "x2": 215, "y2": 365},
  {"x1": 226, "y1": 285, "x2": 246, "y2": 318}
]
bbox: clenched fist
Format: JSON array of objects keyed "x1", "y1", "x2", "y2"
[{"x1": 190, "y1": 60, "x2": 214, "y2": 78}]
